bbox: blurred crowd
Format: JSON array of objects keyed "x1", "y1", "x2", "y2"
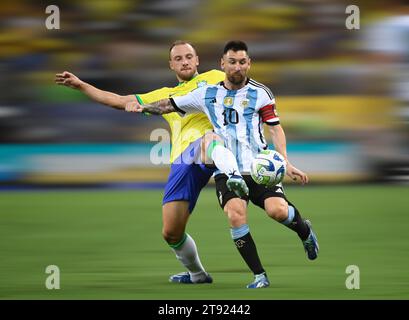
[{"x1": 0, "y1": 0, "x2": 408, "y2": 181}]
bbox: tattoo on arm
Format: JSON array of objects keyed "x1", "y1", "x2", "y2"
[{"x1": 142, "y1": 99, "x2": 175, "y2": 115}]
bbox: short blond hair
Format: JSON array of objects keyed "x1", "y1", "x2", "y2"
[{"x1": 169, "y1": 40, "x2": 197, "y2": 58}]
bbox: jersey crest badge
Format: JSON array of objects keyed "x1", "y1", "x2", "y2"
[
  {"x1": 223, "y1": 97, "x2": 234, "y2": 107},
  {"x1": 240, "y1": 99, "x2": 249, "y2": 108},
  {"x1": 196, "y1": 80, "x2": 207, "y2": 88}
]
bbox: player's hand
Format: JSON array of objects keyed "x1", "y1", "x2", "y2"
[
  {"x1": 55, "y1": 71, "x2": 83, "y2": 89},
  {"x1": 125, "y1": 101, "x2": 144, "y2": 113},
  {"x1": 286, "y1": 162, "x2": 309, "y2": 185}
]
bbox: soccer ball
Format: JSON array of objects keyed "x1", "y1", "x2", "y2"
[{"x1": 250, "y1": 150, "x2": 287, "y2": 187}]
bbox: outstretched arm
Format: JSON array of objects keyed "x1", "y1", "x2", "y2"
[
  {"x1": 55, "y1": 71, "x2": 135, "y2": 110},
  {"x1": 126, "y1": 88, "x2": 203, "y2": 115},
  {"x1": 268, "y1": 124, "x2": 309, "y2": 184},
  {"x1": 125, "y1": 99, "x2": 176, "y2": 115}
]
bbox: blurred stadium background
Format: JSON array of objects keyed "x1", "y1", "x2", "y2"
[
  {"x1": 1, "y1": 0, "x2": 408, "y2": 185},
  {"x1": 1, "y1": 0, "x2": 408, "y2": 299}
]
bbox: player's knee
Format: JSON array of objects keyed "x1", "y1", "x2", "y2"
[
  {"x1": 162, "y1": 229, "x2": 184, "y2": 245},
  {"x1": 265, "y1": 202, "x2": 288, "y2": 221},
  {"x1": 225, "y1": 206, "x2": 246, "y2": 226}
]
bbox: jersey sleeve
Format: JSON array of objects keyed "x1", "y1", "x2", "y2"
[
  {"x1": 258, "y1": 91, "x2": 279, "y2": 125},
  {"x1": 170, "y1": 87, "x2": 205, "y2": 116},
  {"x1": 135, "y1": 87, "x2": 170, "y2": 104}
]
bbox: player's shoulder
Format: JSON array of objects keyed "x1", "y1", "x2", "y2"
[
  {"x1": 147, "y1": 86, "x2": 173, "y2": 95},
  {"x1": 248, "y1": 78, "x2": 274, "y2": 100},
  {"x1": 200, "y1": 69, "x2": 225, "y2": 78},
  {"x1": 196, "y1": 69, "x2": 225, "y2": 84},
  {"x1": 186, "y1": 71, "x2": 222, "y2": 94}
]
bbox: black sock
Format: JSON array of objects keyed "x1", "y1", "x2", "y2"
[
  {"x1": 233, "y1": 232, "x2": 265, "y2": 275},
  {"x1": 285, "y1": 205, "x2": 310, "y2": 241}
]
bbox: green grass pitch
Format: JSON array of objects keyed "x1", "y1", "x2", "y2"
[{"x1": 0, "y1": 185, "x2": 408, "y2": 299}]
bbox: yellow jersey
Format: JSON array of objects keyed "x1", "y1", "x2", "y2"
[{"x1": 136, "y1": 69, "x2": 225, "y2": 163}]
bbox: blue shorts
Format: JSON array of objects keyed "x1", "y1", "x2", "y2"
[{"x1": 163, "y1": 138, "x2": 215, "y2": 213}]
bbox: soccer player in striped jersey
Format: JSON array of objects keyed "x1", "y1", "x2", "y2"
[
  {"x1": 127, "y1": 41, "x2": 319, "y2": 289},
  {"x1": 55, "y1": 41, "x2": 225, "y2": 284}
]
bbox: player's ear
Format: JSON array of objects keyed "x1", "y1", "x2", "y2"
[
  {"x1": 220, "y1": 58, "x2": 224, "y2": 70},
  {"x1": 169, "y1": 60, "x2": 174, "y2": 71},
  {"x1": 196, "y1": 55, "x2": 199, "y2": 66}
]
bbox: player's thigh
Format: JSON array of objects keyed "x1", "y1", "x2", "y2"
[
  {"x1": 163, "y1": 161, "x2": 211, "y2": 213},
  {"x1": 244, "y1": 175, "x2": 288, "y2": 211},
  {"x1": 214, "y1": 173, "x2": 248, "y2": 208},
  {"x1": 214, "y1": 174, "x2": 248, "y2": 226},
  {"x1": 162, "y1": 201, "x2": 190, "y2": 236}
]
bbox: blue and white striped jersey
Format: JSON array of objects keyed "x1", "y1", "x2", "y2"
[{"x1": 171, "y1": 78, "x2": 280, "y2": 173}]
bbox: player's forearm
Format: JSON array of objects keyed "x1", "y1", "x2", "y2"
[
  {"x1": 142, "y1": 99, "x2": 175, "y2": 115},
  {"x1": 268, "y1": 125, "x2": 288, "y2": 160},
  {"x1": 79, "y1": 82, "x2": 129, "y2": 110}
]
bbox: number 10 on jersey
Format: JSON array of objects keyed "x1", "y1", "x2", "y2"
[{"x1": 222, "y1": 108, "x2": 239, "y2": 125}]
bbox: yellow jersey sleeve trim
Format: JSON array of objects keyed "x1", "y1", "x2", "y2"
[
  {"x1": 135, "y1": 94, "x2": 143, "y2": 104},
  {"x1": 135, "y1": 94, "x2": 151, "y2": 116}
]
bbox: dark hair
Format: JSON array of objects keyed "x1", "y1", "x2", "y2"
[
  {"x1": 223, "y1": 40, "x2": 248, "y2": 55},
  {"x1": 169, "y1": 40, "x2": 197, "y2": 57}
]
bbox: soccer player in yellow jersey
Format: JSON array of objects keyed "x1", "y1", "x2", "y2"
[{"x1": 55, "y1": 41, "x2": 224, "y2": 284}]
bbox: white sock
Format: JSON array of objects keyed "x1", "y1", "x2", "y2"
[
  {"x1": 211, "y1": 145, "x2": 241, "y2": 177},
  {"x1": 172, "y1": 234, "x2": 207, "y2": 282}
]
